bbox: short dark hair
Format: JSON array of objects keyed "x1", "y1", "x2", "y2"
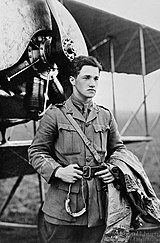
[{"x1": 70, "y1": 55, "x2": 103, "y2": 78}]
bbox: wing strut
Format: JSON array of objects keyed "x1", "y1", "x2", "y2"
[
  {"x1": 110, "y1": 40, "x2": 116, "y2": 120},
  {"x1": 109, "y1": 25, "x2": 151, "y2": 142},
  {"x1": 139, "y1": 26, "x2": 149, "y2": 136}
]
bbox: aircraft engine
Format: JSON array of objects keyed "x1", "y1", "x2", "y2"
[
  {"x1": 0, "y1": 0, "x2": 88, "y2": 143},
  {"x1": 0, "y1": 0, "x2": 88, "y2": 120}
]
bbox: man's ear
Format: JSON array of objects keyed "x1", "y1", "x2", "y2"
[{"x1": 69, "y1": 76, "x2": 75, "y2": 86}]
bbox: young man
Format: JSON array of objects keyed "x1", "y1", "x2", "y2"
[
  {"x1": 28, "y1": 56, "x2": 160, "y2": 243},
  {"x1": 28, "y1": 55, "x2": 126, "y2": 242}
]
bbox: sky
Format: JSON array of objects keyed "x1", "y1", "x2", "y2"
[{"x1": 73, "y1": 0, "x2": 160, "y2": 113}]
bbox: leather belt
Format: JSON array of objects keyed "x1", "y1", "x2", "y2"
[
  {"x1": 65, "y1": 165, "x2": 108, "y2": 217},
  {"x1": 78, "y1": 165, "x2": 107, "y2": 180}
]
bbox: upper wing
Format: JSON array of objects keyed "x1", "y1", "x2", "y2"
[{"x1": 64, "y1": 0, "x2": 160, "y2": 75}]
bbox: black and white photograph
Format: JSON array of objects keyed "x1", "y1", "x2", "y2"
[{"x1": 0, "y1": 0, "x2": 160, "y2": 242}]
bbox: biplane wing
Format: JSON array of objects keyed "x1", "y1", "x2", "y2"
[
  {"x1": 0, "y1": 134, "x2": 153, "y2": 179},
  {"x1": 63, "y1": 0, "x2": 160, "y2": 75},
  {"x1": 0, "y1": 140, "x2": 33, "y2": 179},
  {"x1": 63, "y1": 0, "x2": 158, "y2": 144}
]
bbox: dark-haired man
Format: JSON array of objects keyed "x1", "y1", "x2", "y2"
[{"x1": 28, "y1": 56, "x2": 160, "y2": 243}]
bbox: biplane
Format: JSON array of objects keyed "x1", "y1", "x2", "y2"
[{"x1": 0, "y1": 0, "x2": 160, "y2": 241}]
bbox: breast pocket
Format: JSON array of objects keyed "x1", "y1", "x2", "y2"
[
  {"x1": 93, "y1": 124, "x2": 110, "y2": 152},
  {"x1": 57, "y1": 123, "x2": 81, "y2": 155}
]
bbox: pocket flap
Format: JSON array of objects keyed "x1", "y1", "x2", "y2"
[
  {"x1": 58, "y1": 180, "x2": 80, "y2": 193},
  {"x1": 58, "y1": 123, "x2": 75, "y2": 131},
  {"x1": 93, "y1": 124, "x2": 109, "y2": 133}
]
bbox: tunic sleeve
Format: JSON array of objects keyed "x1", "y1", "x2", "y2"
[{"x1": 28, "y1": 107, "x2": 61, "y2": 183}]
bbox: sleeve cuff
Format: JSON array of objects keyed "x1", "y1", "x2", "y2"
[{"x1": 48, "y1": 166, "x2": 62, "y2": 184}]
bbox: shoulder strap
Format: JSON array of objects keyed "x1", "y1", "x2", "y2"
[{"x1": 60, "y1": 108, "x2": 102, "y2": 164}]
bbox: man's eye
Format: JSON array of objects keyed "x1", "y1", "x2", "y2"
[{"x1": 84, "y1": 76, "x2": 90, "y2": 80}]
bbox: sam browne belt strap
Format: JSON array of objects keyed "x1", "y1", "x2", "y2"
[
  {"x1": 60, "y1": 107, "x2": 107, "y2": 217},
  {"x1": 60, "y1": 107, "x2": 102, "y2": 164}
]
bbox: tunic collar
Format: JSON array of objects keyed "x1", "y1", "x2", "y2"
[
  {"x1": 71, "y1": 94, "x2": 93, "y2": 113},
  {"x1": 65, "y1": 96, "x2": 99, "y2": 123}
]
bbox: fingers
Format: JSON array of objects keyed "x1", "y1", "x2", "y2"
[
  {"x1": 102, "y1": 174, "x2": 114, "y2": 183},
  {"x1": 70, "y1": 177, "x2": 77, "y2": 183},
  {"x1": 95, "y1": 169, "x2": 115, "y2": 183},
  {"x1": 67, "y1": 164, "x2": 83, "y2": 183},
  {"x1": 95, "y1": 168, "x2": 109, "y2": 176},
  {"x1": 70, "y1": 164, "x2": 83, "y2": 177},
  {"x1": 55, "y1": 164, "x2": 80, "y2": 183},
  {"x1": 58, "y1": 164, "x2": 115, "y2": 184}
]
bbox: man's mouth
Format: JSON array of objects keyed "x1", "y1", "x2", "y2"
[{"x1": 88, "y1": 89, "x2": 96, "y2": 92}]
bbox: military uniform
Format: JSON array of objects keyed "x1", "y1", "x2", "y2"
[{"x1": 28, "y1": 95, "x2": 125, "y2": 242}]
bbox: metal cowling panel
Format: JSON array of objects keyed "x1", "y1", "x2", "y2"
[{"x1": 0, "y1": 0, "x2": 52, "y2": 71}]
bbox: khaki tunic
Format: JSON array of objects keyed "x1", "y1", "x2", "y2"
[{"x1": 28, "y1": 97, "x2": 125, "y2": 227}]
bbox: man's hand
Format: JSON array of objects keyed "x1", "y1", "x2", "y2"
[
  {"x1": 55, "y1": 164, "x2": 83, "y2": 183},
  {"x1": 95, "y1": 166, "x2": 115, "y2": 184}
]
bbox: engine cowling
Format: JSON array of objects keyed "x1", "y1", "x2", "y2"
[{"x1": 0, "y1": 0, "x2": 88, "y2": 120}]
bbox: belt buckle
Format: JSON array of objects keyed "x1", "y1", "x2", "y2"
[{"x1": 83, "y1": 166, "x2": 91, "y2": 179}]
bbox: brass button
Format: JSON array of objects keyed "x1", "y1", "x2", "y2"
[
  {"x1": 86, "y1": 122, "x2": 91, "y2": 127},
  {"x1": 86, "y1": 157, "x2": 91, "y2": 162}
]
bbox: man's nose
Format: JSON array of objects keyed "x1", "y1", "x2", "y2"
[{"x1": 89, "y1": 78, "x2": 96, "y2": 86}]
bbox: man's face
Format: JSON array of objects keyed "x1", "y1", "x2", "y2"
[{"x1": 70, "y1": 65, "x2": 100, "y2": 102}]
